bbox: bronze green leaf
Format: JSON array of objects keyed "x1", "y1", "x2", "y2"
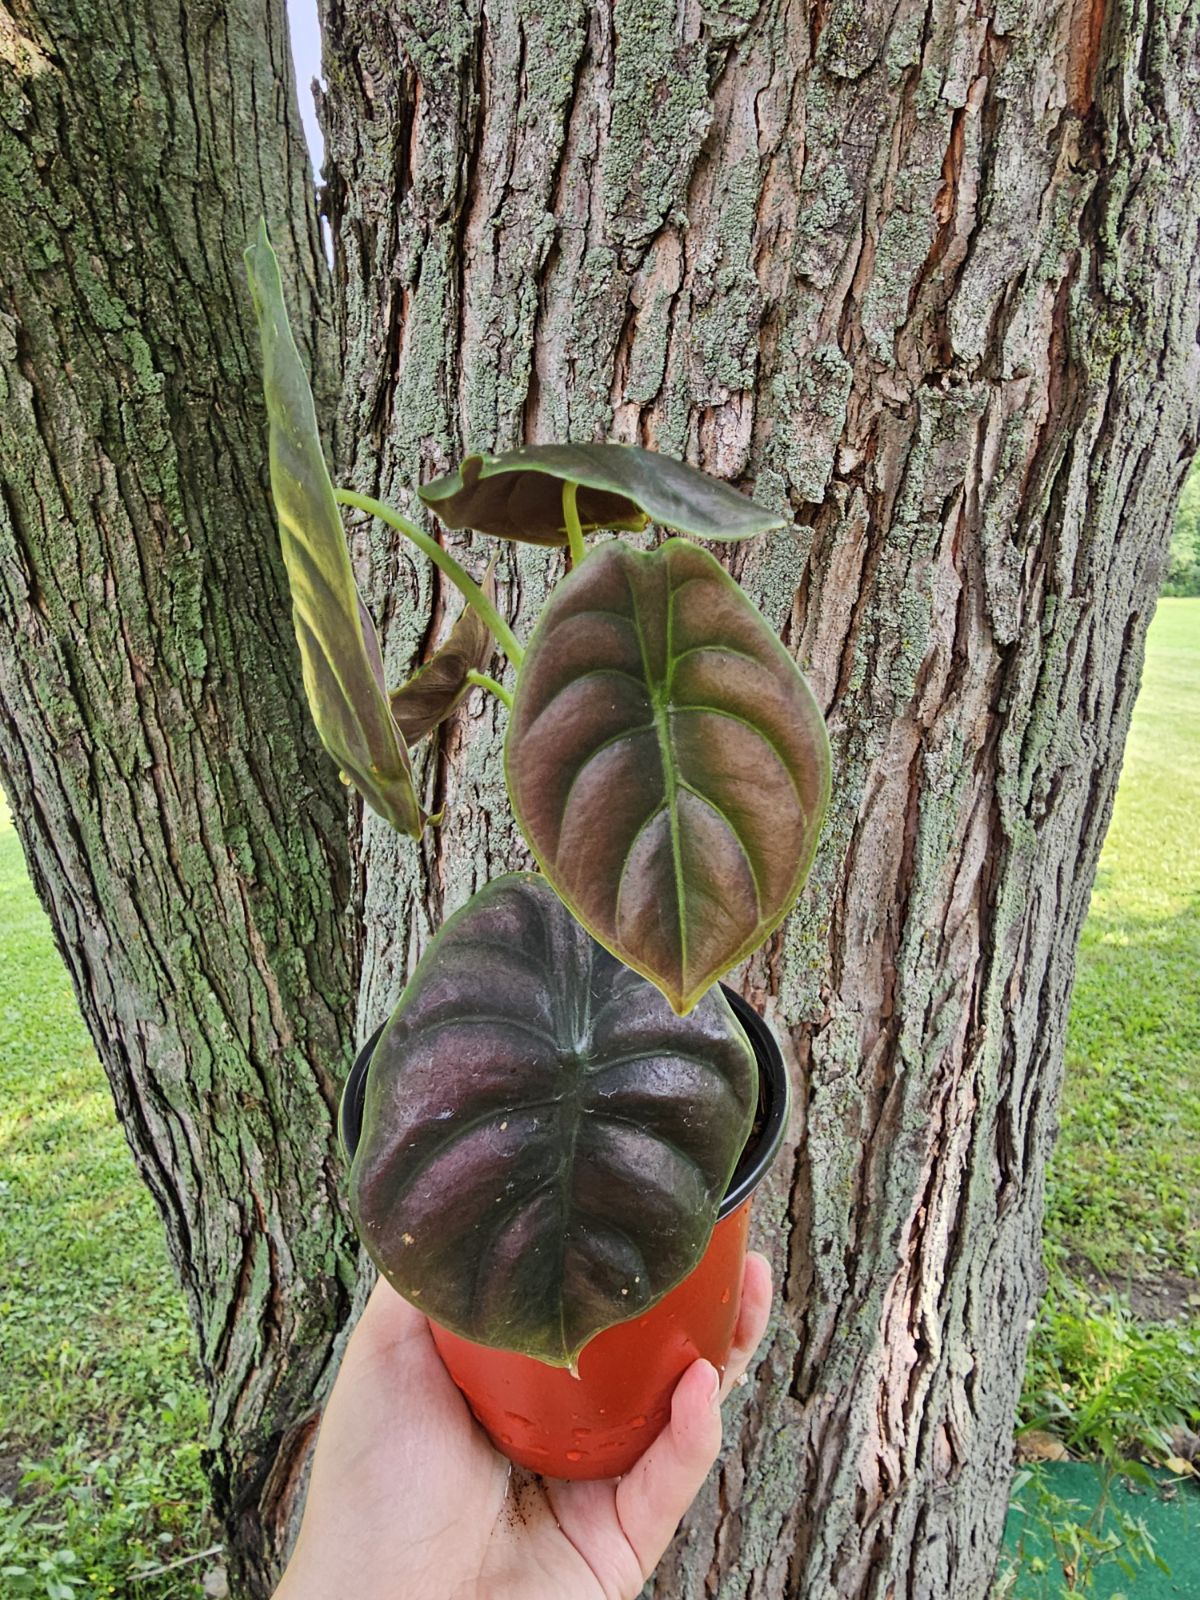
[
  {"x1": 347, "y1": 873, "x2": 757, "y2": 1367},
  {"x1": 388, "y1": 562, "x2": 498, "y2": 743},
  {"x1": 418, "y1": 442, "x2": 785, "y2": 546},
  {"x1": 505, "y1": 539, "x2": 831, "y2": 1014},
  {"x1": 244, "y1": 223, "x2": 426, "y2": 837}
]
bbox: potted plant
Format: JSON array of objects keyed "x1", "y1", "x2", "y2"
[{"x1": 245, "y1": 225, "x2": 831, "y2": 1480}]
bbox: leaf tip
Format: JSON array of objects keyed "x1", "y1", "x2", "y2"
[{"x1": 244, "y1": 217, "x2": 271, "y2": 274}]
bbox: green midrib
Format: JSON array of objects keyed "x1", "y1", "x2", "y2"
[{"x1": 627, "y1": 564, "x2": 687, "y2": 994}]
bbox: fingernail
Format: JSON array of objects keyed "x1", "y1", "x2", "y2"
[{"x1": 706, "y1": 1362, "x2": 721, "y2": 1407}]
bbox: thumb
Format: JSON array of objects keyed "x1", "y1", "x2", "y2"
[{"x1": 614, "y1": 1357, "x2": 723, "y2": 1580}]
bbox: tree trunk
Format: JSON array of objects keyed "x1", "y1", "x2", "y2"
[
  {"x1": 0, "y1": 2, "x2": 364, "y2": 1591},
  {"x1": 2, "y1": 0, "x2": 1198, "y2": 1595},
  {"x1": 319, "y1": 1, "x2": 1200, "y2": 1595}
]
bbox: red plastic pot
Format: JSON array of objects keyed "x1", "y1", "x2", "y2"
[
  {"x1": 428, "y1": 1195, "x2": 753, "y2": 1478},
  {"x1": 341, "y1": 985, "x2": 789, "y2": 1480}
]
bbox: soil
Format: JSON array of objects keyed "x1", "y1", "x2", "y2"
[
  {"x1": 0, "y1": 1447, "x2": 26, "y2": 1499},
  {"x1": 1066, "y1": 1254, "x2": 1200, "y2": 1323}
]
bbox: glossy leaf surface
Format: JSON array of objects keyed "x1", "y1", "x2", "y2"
[
  {"x1": 388, "y1": 562, "x2": 497, "y2": 743},
  {"x1": 348, "y1": 873, "x2": 757, "y2": 1367},
  {"x1": 418, "y1": 443, "x2": 785, "y2": 546},
  {"x1": 245, "y1": 225, "x2": 426, "y2": 837},
  {"x1": 506, "y1": 539, "x2": 831, "y2": 1013}
]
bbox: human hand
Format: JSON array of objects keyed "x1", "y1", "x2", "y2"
[{"x1": 274, "y1": 1253, "x2": 773, "y2": 1600}]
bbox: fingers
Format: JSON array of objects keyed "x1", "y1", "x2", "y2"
[
  {"x1": 611, "y1": 1252, "x2": 774, "y2": 1584},
  {"x1": 719, "y1": 1251, "x2": 772, "y2": 1400},
  {"x1": 614, "y1": 1357, "x2": 723, "y2": 1581}
]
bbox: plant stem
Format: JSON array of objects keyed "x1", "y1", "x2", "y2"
[
  {"x1": 563, "y1": 480, "x2": 587, "y2": 568},
  {"x1": 335, "y1": 488, "x2": 526, "y2": 669},
  {"x1": 132, "y1": 1546, "x2": 224, "y2": 1582},
  {"x1": 466, "y1": 669, "x2": 514, "y2": 710}
]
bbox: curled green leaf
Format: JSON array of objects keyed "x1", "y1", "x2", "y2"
[
  {"x1": 505, "y1": 539, "x2": 831, "y2": 1013},
  {"x1": 419, "y1": 442, "x2": 784, "y2": 546},
  {"x1": 244, "y1": 224, "x2": 427, "y2": 838},
  {"x1": 388, "y1": 561, "x2": 499, "y2": 743}
]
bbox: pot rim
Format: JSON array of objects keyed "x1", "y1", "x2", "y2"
[
  {"x1": 715, "y1": 987, "x2": 791, "y2": 1218},
  {"x1": 339, "y1": 984, "x2": 791, "y2": 1217}
]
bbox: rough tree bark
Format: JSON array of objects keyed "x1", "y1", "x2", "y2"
[
  {"x1": 0, "y1": 2, "x2": 364, "y2": 1592},
  {"x1": 0, "y1": 0, "x2": 1197, "y2": 1596},
  {"x1": 319, "y1": 0, "x2": 1200, "y2": 1595}
]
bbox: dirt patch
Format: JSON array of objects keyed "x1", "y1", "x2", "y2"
[
  {"x1": 1066, "y1": 1254, "x2": 1200, "y2": 1322},
  {"x1": 0, "y1": 1448, "x2": 28, "y2": 1499},
  {"x1": 1128, "y1": 1271, "x2": 1200, "y2": 1323}
]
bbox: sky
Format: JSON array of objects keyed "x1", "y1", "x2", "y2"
[{"x1": 287, "y1": 0, "x2": 325, "y2": 175}]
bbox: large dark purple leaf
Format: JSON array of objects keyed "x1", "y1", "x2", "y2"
[
  {"x1": 418, "y1": 443, "x2": 785, "y2": 546},
  {"x1": 505, "y1": 539, "x2": 831, "y2": 1014},
  {"x1": 244, "y1": 225, "x2": 426, "y2": 837},
  {"x1": 348, "y1": 874, "x2": 756, "y2": 1368},
  {"x1": 388, "y1": 562, "x2": 498, "y2": 743}
]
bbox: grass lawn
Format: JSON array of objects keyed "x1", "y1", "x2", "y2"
[
  {"x1": 1045, "y1": 598, "x2": 1200, "y2": 1285},
  {"x1": 1004, "y1": 598, "x2": 1200, "y2": 1598},
  {"x1": 0, "y1": 795, "x2": 215, "y2": 1599},
  {"x1": 0, "y1": 605, "x2": 1195, "y2": 1600}
]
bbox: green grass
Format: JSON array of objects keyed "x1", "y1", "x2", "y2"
[
  {"x1": 1021, "y1": 1264, "x2": 1200, "y2": 1461},
  {"x1": 1003, "y1": 599, "x2": 1200, "y2": 1596},
  {"x1": 1025, "y1": 597, "x2": 1200, "y2": 1454},
  {"x1": 1163, "y1": 454, "x2": 1200, "y2": 596},
  {"x1": 0, "y1": 796, "x2": 215, "y2": 1600},
  {"x1": 1045, "y1": 598, "x2": 1200, "y2": 1282}
]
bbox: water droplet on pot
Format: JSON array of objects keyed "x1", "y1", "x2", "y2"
[
  {"x1": 573, "y1": 1427, "x2": 592, "y2": 1439},
  {"x1": 631, "y1": 1416, "x2": 646, "y2": 1429},
  {"x1": 566, "y1": 1450, "x2": 583, "y2": 1462},
  {"x1": 501, "y1": 1434, "x2": 513, "y2": 1445},
  {"x1": 720, "y1": 1288, "x2": 731, "y2": 1304}
]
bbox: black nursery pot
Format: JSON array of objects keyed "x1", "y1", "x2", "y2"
[{"x1": 339, "y1": 985, "x2": 791, "y2": 1481}]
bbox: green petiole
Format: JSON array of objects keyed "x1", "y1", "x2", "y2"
[
  {"x1": 563, "y1": 481, "x2": 586, "y2": 568},
  {"x1": 466, "y1": 670, "x2": 514, "y2": 711},
  {"x1": 335, "y1": 488, "x2": 526, "y2": 670}
]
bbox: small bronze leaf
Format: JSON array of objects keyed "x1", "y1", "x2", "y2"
[
  {"x1": 244, "y1": 225, "x2": 427, "y2": 837},
  {"x1": 388, "y1": 562, "x2": 498, "y2": 743},
  {"x1": 419, "y1": 442, "x2": 784, "y2": 546},
  {"x1": 505, "y1": 539, "x2": 831, "y2": 1012},
  {"x1": 348, "y1": 874, "x2": 757, "y2": 1367}
]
